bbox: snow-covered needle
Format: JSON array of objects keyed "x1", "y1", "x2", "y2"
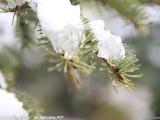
[
  {"x1": 89, "y1": 20, "x2": 125, "y2": 61},
  {"x1": 37, "y1": 0, "x2": 83, "y2": 59}
]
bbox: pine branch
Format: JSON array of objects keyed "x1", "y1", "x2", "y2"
[
  {"x1": 13, "y1": 90, "x2": 42, "y2": 120},
  {"x1": 101, "y1": 53, "x2": 142, "y2": 90}
]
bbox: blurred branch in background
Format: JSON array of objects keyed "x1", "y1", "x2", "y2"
[
  {"x1": 98, "y1": 0, "x2": 147, "y2": 28},
  {"x1": 139, "y1": 0, "x2": 160, "y2": 5},
  {"x1": 75, "y1": 0, "x2": 148, "y2": 29}
]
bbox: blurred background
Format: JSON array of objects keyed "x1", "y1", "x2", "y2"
[{"x1": 0, "y1": 0, "x2": 160, "y2": 120}]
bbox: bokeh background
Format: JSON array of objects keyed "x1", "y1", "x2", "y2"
[{"x1": 0, "y1": 0, "x2": 160, "y2": 120}]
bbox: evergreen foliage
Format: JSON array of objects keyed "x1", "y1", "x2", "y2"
[{"x1": 0, "y1": 0, "x2": 159, "y2": 119}]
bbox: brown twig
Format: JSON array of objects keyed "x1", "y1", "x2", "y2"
[{"x1": 102, "y1": 58, "x2": 123, "y2": 81}]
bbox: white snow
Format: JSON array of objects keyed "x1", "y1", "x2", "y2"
[
  {"x1": 0, "y1": 71, "x2": 7, "y2": 89},
  {"x1": 37, "y1": 0, "x2": 83, "y2": 59},
  {"x1": 0, "y1": 71, "x2": 28, "y2": 119},
  {"x1": 0, "y1": 89, "x2": 28, "y2": 119},
  {"x1": 0, "y1": 13, "x2": 17, "y2": 49},
  {"x1": 89, "y1": 20, "x2": 125, "y2": 61}
]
